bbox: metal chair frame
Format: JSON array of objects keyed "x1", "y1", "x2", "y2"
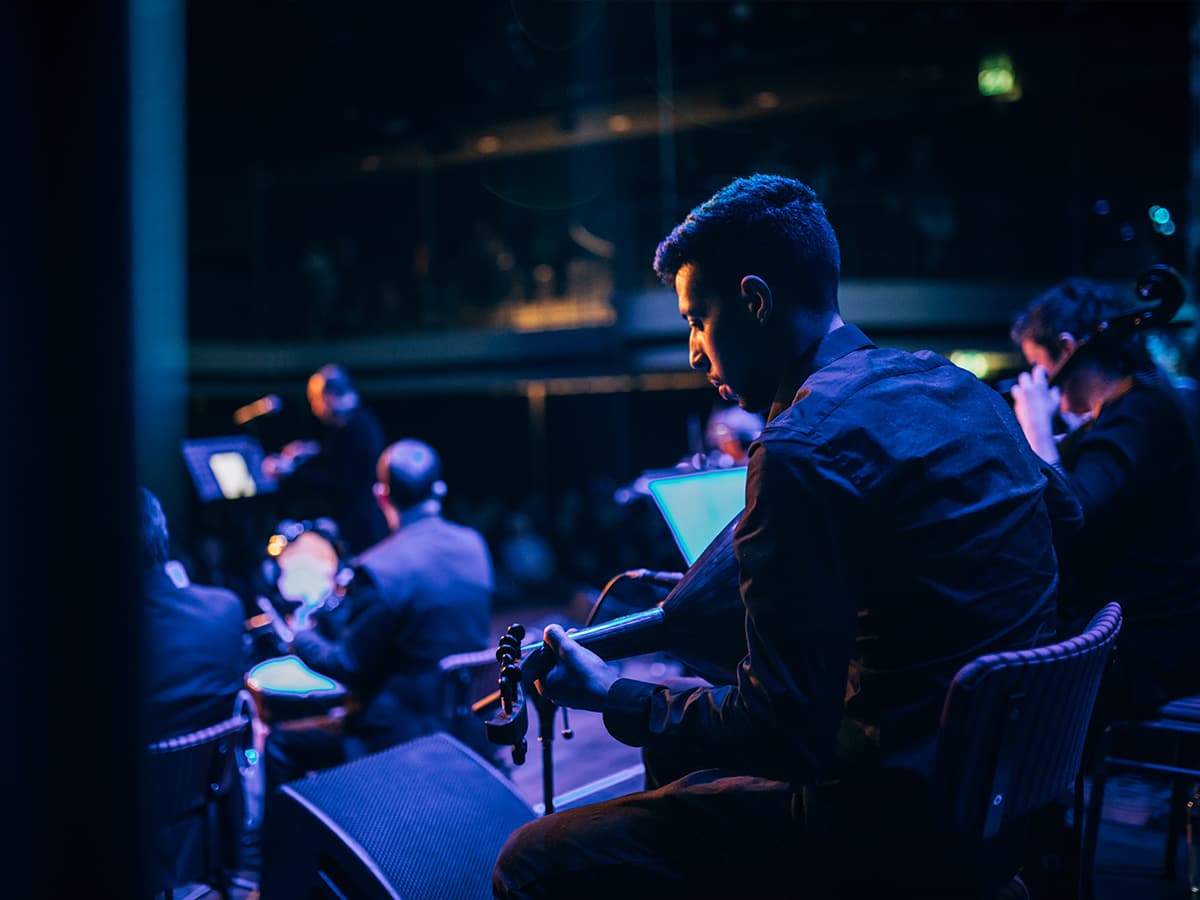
[
  {"x1": 931, "y1": 602, "x2": 1124, "y2": 897},
  {"x1": 1079, "y1": 694, "x2": 1200, "y2": 898},
  {"x1": 145, "y1": 691, "x2": 256, "y2": 899}
]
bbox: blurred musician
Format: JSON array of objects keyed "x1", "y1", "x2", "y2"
[
  {"x1": 1008, "y1": 275, "x2": 1200, "y2": 894},
  {"x1": 263, "y1": 364, "x2": 388, "y2": 556},
  {"x1": 613, "y1": 403, "x2": 763, "y2": 510},
  {"x1": 702, "y1": 403, "x2": 763, "y2": 468},
  {"x1": 141, "y1": 488, "x2": 253, "y2": 891},
  {"x1": 261, "y1": 439, "x2": 495, "y2": 821},
  {"x1": 1009, "y1": 277, "x2": 1200, "y2": 718},
  {"x1": 141, "y1": 486, "x2": 248, "y2": 740},
  {"x1": 245, "y1": 516, "x2": 353, "y2": 661}
]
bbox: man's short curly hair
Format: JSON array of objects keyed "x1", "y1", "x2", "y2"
[{"x1": 652, "y1": 174, "x2": 841, "y2": 312}]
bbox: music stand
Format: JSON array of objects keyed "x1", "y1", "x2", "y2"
[
  {"x1": 645, "y1": 467, "x2": 747, "y2": 567},
  {"x1": 181, "y1": 435, "x2": 279, "y2": 503}
]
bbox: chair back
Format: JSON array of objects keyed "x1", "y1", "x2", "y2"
[
  {"x1": 438, "y1": 647, "x2": 510, "y2": 765},
  {"x1": 935, "y1": 602, "x2": 1123, "y2": 840},
  {"x1": 144, "y1": 690, "x2": 256, "y2": 895}
]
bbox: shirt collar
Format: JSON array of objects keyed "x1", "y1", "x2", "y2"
[{"x1": 766, "y1": 323, "x2": 876, "y2": 423}]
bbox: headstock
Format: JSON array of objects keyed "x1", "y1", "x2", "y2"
[{"x1": 484, "y1": 624, "x2": 529, "y2": 765}]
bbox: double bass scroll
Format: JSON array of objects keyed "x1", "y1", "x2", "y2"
[
  {"x1": 995, "y1": 264, "x2": 1188, "y2": 398},
  {"x1": 1046, "y1": 263, "x2": 1186, "y2": 389}
]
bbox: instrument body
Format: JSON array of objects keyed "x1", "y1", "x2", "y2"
[
  {"x1": 245, "y1": 654, "x2": 356, "y2": 731},
  {"x1": 247, "y1": 522, "x2": 355, "y2": 656}
]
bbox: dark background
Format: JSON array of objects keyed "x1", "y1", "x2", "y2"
[
  {"x1": 177, "y1": 0, "x2": 1198, "y2": 605},
  {"x1": 5, "y1": 3, "x2": 1197, "y2": 892}
]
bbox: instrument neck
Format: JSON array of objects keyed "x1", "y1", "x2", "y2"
[{"x1": 521, "y1": 606, "x2": 668, "y2": 683}]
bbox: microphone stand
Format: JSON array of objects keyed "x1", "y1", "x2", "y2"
[{"x1": 530, "y1": 692, "x2": 573, "y2": 815}]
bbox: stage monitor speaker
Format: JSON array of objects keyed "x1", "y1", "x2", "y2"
[{"x1": 259, "y1": 731, "x2": 536, "y2": 899}]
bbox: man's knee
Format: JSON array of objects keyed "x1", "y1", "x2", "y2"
[{"x1": 491, "y1": 819, "x2": 542, "y2": 899}]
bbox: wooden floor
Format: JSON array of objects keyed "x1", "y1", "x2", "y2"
[{"x1": 180, "y1": 600, "x2": 1197, "y2": 899}]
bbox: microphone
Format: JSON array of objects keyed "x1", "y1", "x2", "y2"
[{"x1": 233, "y1": 394, "x2": 282, "y2": 426}]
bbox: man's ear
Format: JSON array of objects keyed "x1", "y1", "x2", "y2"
[
  {"x1": 740, "y1": 275, "x2": 773, "y2": 325},
  {"x1": 1056, "y1": 332, "x2": 1078, "y2": 360}
]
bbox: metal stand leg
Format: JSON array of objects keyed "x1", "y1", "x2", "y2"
[{"x1": 532, "y1": 693, "x2": 557, "y2": 814}]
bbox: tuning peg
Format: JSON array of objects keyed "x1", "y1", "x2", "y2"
[{"x1": 496, "y1": 642, "x2": 519, "y2": 664}]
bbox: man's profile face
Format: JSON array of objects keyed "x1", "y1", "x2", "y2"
[
  {"x1": 677, "y1": 263, "x2": 774, "y2": 413},
  {"x1": 1020, "y1": 339, "x2": 1064, "y2": 381},
  {"x1": 307, "y1": 374, "x2": 334, "y2": 423}
]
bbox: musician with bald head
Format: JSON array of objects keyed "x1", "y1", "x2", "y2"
[
  {"x1": 262, "y1": 437, "x2": 495, "y2": 816},
  {"x1": 493, "y1": 175, "x2": 1079, "y2": 898}
]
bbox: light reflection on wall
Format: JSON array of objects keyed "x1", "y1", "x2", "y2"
[
  {"x1": 948, "y1": 349, "x2": 1023, "y2": 380},
  {"x1": 494, "y1": 297, "x2": 617, "y2": 332}
]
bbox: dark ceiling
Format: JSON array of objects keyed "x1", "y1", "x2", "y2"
[{"x1": 187, "y1": 1, "x2": 1190, "y2": 171}]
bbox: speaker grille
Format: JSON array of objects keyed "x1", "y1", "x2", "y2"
[{"x1": 277, "y1": 732, "x2": 535, "y2": 900}]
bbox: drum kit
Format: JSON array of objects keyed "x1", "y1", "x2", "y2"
[
  {"x1": 245, "y1": 653, "x2": 355, "y2": 732},
  {"x1": 243, "y1": 518, "x2": 357, "y2": 732}
]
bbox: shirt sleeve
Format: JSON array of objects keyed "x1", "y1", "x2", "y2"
[
  {"x1": 288, "y1": 410, "x2": 382, "y2": 494},
  {"x1": 1041, "y1": 458, "x2": 1085, "y2": 548},
  {"x1": 598, "y1": 439, "x2": 857, "y2": 783}
]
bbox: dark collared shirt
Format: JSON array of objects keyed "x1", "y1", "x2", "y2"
[
  {"x1": 1054, "y1": 368, "x2": 1200, "y2": 716},
  {"x1": 288, "y1": 405, "x2": 389, "y2": 555},
  {"x1": 1056, "y1": 368, "x2": 1200, "y2": 622},
  {"x1": 604, "y1": 324, "x2": 1065, "y2": 797}
]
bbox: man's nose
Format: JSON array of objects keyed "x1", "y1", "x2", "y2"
[{"x1": 689, "y1": 337, "x2": 707, "y2": 370}]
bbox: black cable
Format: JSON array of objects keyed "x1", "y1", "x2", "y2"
[
  {"x1": 583, "y1": 568, "x2": 684, "y2": 628},
  {"x1": 584, "y1": 571, "x2": 640, "y2": 628}
]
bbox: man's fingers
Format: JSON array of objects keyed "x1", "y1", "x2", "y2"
[{"x1": 543, "y1": 623, "x2": 567, "y2": 652}]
